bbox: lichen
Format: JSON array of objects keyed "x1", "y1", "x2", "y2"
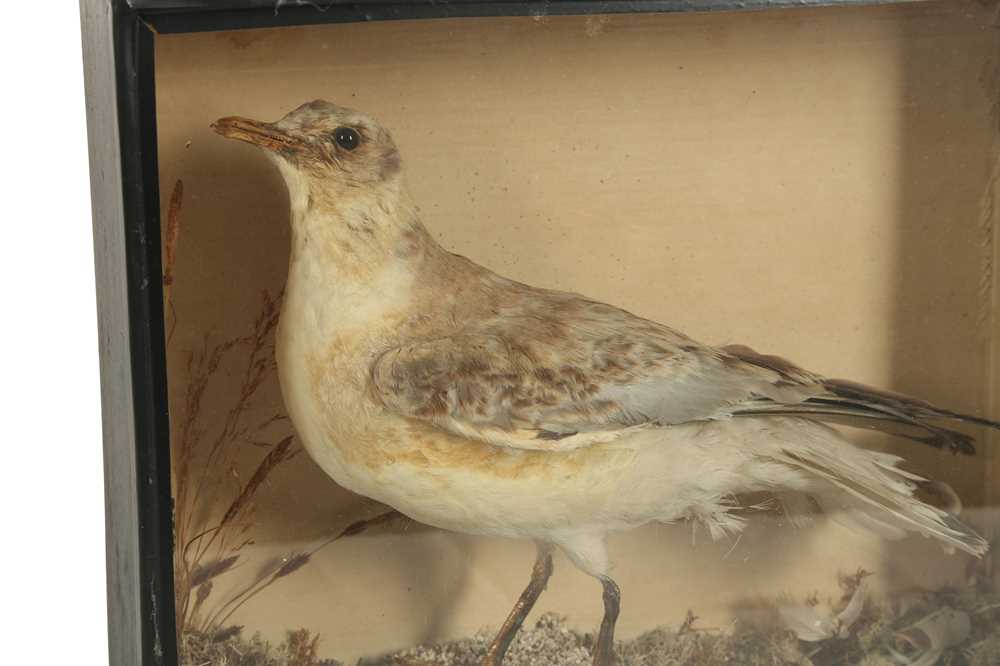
[
  {"x1": 180, "y1": 627, "x2": 340, "y2": 666},
  {"x1": 181, "y1": 576, "x2": 1000, "y2": 666},
  {"x1": 368, "y1": 575, "x2": 1000, "y2": 666}
]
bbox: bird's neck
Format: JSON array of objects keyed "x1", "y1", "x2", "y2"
[{"x1": 286, "y1": 177, "x2": 442, "y2": 286}]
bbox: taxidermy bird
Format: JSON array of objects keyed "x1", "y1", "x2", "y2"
[{"x1": 213, "y1": 100, "x2": 997, "y2": 665}]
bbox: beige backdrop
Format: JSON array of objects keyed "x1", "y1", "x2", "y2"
[{"x1": 156, "y1": 1, "x2": 1000, "y2": 661}]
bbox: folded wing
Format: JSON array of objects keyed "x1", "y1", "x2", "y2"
[{"x1": 371, "y1": 292, "x2": 997, "y2": 454}]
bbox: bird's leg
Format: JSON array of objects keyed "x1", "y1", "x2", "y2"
[
  {"x1": 481, "y1": 543, "x2": 554, "y2": 666},
  {"x1": 591, "y1": 576, "x2": 621, "y2": 666}
]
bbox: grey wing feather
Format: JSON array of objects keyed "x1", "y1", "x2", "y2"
[{"x1": 722, "y1": 345, "x2": 997, "y2": 455}]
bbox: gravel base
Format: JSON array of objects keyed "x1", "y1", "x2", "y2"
[
  {"x1": 182, "y1": 582, "x2": 1000, "y2": 666},
  {"x1": 364, "y1": 612, "x2": 799, "y2": 666}
]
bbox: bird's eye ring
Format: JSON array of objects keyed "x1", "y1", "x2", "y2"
[{"x1": 333, "y1": 127, "x2": 361, "y2": 151}]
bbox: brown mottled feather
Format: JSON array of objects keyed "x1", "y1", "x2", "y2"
[
  {"x1": 372, "y1": 265, "x2": 999, "y2": 453},
  {"x1": 373, "y1": 268, "x2": 812, "y2": 446}
]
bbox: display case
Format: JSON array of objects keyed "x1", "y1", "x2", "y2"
[{"x1": 82, "y1": 1, "x2": 1000, "y2": 664}]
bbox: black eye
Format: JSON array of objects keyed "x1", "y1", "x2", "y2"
[{"x1": 333, "y1": 127, "x2": 360, "y2": 150}]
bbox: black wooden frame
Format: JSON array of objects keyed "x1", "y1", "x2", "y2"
[{"x1": 80, "y1": 0, "x2": 917, "y2": 664}]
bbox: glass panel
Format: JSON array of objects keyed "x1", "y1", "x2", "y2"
[{"x1": 156, "y1": 3, "x2": 1000, "y2": 664}]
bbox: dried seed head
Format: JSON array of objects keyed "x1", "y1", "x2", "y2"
[
  {"x1": 190, "y1": 555, "x2": 239, "y2": 588},
  {"x1": 274, "y1": 552, "x2": 310, "y2": 579},
  {"x1": 211, "y1": 625, "x2": 243, "y2": 643}
]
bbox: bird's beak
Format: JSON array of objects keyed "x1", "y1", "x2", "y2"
[{"x1": 211, "y1": 116, "x2": 304, "y2": 153}]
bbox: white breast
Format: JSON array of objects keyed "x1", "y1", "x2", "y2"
[{"x1": 275, "y1": 237, "x2": 417, "y2": 495}]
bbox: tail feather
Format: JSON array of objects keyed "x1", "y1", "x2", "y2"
[{"x1": 766, "y1": 419, "x2": 987, "y2": 557}]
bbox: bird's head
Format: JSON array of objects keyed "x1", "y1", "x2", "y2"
[{"x1": 212, "y1": 99, "x2": 402, "y2": 207}]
